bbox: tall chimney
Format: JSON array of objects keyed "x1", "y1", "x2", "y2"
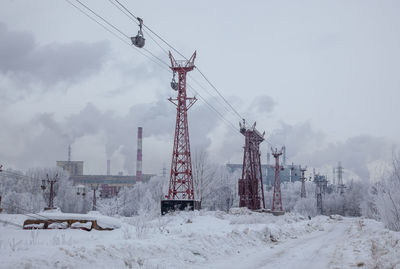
[
  {"x1": 107, "y1": 159, "x2": 111, "y2": 176},
  {"x1": 136, "y1": 127, "x2": 143, "y2": 181},
  {"x1": 267, "y1": 152, "x2": 271, "y2": 165},
  {"x1": 68, "y1": 144, "x2": 71, "y2": 162},
  {"x1": 282, "y1": 145, "x2": 286, "y2": 166}
]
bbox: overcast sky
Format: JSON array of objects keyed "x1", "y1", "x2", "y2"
[{"x1": 0, "y1": 0, "x2": 399, "y2": 182}]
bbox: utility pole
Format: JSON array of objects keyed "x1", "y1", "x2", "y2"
[
  {"x1": 41, "y1": 174, "x2": 58, "y2": 210},
  {"x1": 300, "y1": 166, "x2": 307, "y2": 198},
  {"x1": 289, "y1": 162, "x2": 295, "y2": 183},
  {"x1": 271, "y1": 147, "x2": 284, "y2": 215}
]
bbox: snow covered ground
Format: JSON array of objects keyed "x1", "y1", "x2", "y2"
[{"x1": 0, "y1": 210, "x2": 399, "y2": 269}]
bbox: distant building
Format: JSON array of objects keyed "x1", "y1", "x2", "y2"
[
  {"x1": 56, "y1": 161, "x2": 84, "y2": 176},
  {"x1": 57, "y1": 161, "x2": 155, "y2": 198},
  {"x1": 226, "y1": 163, "x2": 302, "y2": 187}
]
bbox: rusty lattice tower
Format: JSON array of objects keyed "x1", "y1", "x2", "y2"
[
  {"x1": 271, "y1": 147, "x2": 284, "y2": 215},
  {"x1": 161, "y1": 51, "x2": 201, "y2": 215},
  {"x1": 238, "y1": 120, "x2": 266, "y2": 210}
]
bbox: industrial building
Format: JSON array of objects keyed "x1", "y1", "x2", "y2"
[
  {"x1": 56, "y1": 160, "x2": 154, "y2": 198},
  {"x1": 227, "y1": 163, "x2": 302, "y2": 187},
  {"x1": 56, "y1": 127, "x2": 155, "y2": 198},
  {"x1": 226, "y1": 146, "x2": 302, "y2": 187}
]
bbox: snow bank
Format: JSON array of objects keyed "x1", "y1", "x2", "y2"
[{"x1": 0, "y1": 211, "x2": 399, "y2": 269}]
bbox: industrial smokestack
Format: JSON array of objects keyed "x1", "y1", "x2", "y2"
[
  {"x1": 107, "y1": 159, "x2": 111, "y2": 176},
  {"x1": 282, "y1": 145, "x2": 286, "y2": 166},
  {"x1": 68, "y1": 144, "x2": 71, "y2": 162},
  {"x1": 267, "y1": 152, "x2": 270, "y2": 165},
  {"x1": 136, "y1": 127, "x2": 143, "y2": 181}
]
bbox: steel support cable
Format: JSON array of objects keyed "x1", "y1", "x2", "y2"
[
  {"x1": 196, "y1": 68, "x2": 244, "y2": 121},
  {"x1": 0, "y1": 170, "x2": 41, "y2": 182},
  {"x1": 66, "y1": 0, "x2": 170, "y2": 71},
  {"x1": 110, "y1": 0, "x2": 246, "y2": 124},
  {"x1": 0, "y1": 219, "x2": 23, "y2": 228},
  {"x1": 187, "y1": 84, "x2": 241, "y2": 136},
  {"x1": 113, "y1": 0, "x2": 187, "y2": 60},
  {"x1": 0, "y1": 201, "x2": 53, "y2": 222},
  {"x1": 107, "y1": 0, "x2": 241, "y2": 129},
  {"x1": 66, "y1": 0, "x2": 241, "y2": 136},
  {"x1": 75, "y1": 0, "x2": 129, "y2": 38},
  {"x1": 107, "y1": 0, "x2": 169, "y2": 56}
]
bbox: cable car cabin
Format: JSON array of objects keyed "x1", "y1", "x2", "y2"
[
  {"x1": 131, "y1": 17, "x2": 145, "y2": 48},
  {"x1": 131, "y1": 35, "x2": 145, "y2": 48},
  {"x1": 171, "y1": 81, "x2": 178, "y2": 91}
]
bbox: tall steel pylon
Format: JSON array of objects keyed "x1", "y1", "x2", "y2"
[
  {"x1": 300, "y1": 166, "x2": 307, "y2": 198},
  {"x1": 315, "y1": 173, "x2": 324, "y2": 214},
  {"x1": 335, "y1": 161, "x2": 345, "y2": 195},
  {"x1": 238, "y1": 120, "x2": 266, "y2": 210},
  {"x1": 271, "y1": 147, "x2": 284, "y2": 215},
  {"x1": 165, "y1": 51, "x2": 197, "y2": 200}
]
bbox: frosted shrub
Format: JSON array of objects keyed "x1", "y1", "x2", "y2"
[
  {"x1": 29, "y1": 229, "x2": 40, "y2": 245},
  {"x1": 122, "y1": 226, "x2": 134, "y2": 240},
  {"x1": 8, "y1": 238, "x2": 22, "y2": 252},
  {"x1": 294, "y1": 197, "x2": 317, "y2": 217}
]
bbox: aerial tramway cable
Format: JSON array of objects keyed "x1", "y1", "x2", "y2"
[{"x1": 66, "y1": 0, "x2": 273, "y2": 141}]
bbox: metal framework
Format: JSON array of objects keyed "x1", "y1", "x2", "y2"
[
  {"x1": 165, "y1": 51, "x2": 197, "y2": 200},
  {"x1": 238, "y1": 121, "x2": 265, "y2": 210},
  {"x1": 315, "y1": 174, "x2": 324, "y2": 214},
  {"x1": 300, "y1": 166, "x2": 307, "y2": 198},
  {"x1": 271, "y1": 148, "x2": 284, "y2": 214},
  {"x1": 136, "y1": 127, "x2": 143, "y2": 182},
  {"x1": 41, "y1": 174, "x2": 58, "y2": 210},
  {"x1": 335, "y1": 162, "x2": 345, "y2": 195}
]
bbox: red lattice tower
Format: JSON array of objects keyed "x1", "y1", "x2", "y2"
[
  {"x1": 238, "y1": 121, "x2": 266, "y2": 210},
  {"x1": 165, "y1": 51, "x2": 197, "y2": 200},
  {"x1": 271, "y1": 147, "x2": 284, "y2": 214}
]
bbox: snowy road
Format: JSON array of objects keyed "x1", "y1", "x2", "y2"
[
  {"x1": 1, "y1": 212, "x2": 399, "y2": 269},
  {"x1": 205, "y1": 219, "x2": 369, "y2": 269}
]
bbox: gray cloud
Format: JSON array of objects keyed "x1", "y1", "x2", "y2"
[
  {"x1": 267, "y1": 121, "x2": 393, "y2": 180},
  {"x1": 0, "y1": 22, "x2": 110, "y2": 85},
  {"x1": 303, "y1": 135, "x2": 393, "y2": 181},
  {"x1": 250, "y1": 95, "x2": 276, "y2": 114},
  {"x1": 4, "y1": 94, "x2": 222, "y2": 174},
  {"x1": 268, "y1": 121, "x2": 325, "y2": 158}
]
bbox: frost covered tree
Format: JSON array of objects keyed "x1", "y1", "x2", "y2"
[
  {"x1": 371, "y1": 153, "x2": 400, "y2": 231},
  {"x1": 201, "y1": 166, "x2": 239, "y2": 211},
  {"x1": 98, "y1": 176, "x2": 166, "y2": 217},
  {"x1": 192, "y1": 149, "x2": 218, "y2": 203},
  {"x1": 0, "y1": 166, "x2": 90, "y2": 214}
]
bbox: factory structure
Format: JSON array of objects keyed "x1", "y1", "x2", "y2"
[
  {"x1": 227, "y1": 145, "x2": 302, "y2": 187},
  {"x1": 56, "y1": 127, "x2": 155, "y2": 198}
]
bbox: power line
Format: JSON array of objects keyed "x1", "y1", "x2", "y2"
[
  {"x1": 110, "y1": 0, "x2": 245, "y2": 122},
  {"x1": 196, "y1": 68, "x2": 243, "y2": 121},
  {"x1": 187, "y1": 84, "x2": 241, "y2": 136},
  {"x1": 113, "y1": 0, "x2": 187, "y2": 60},
  {"x1": 0, "y1": 219, "x2": 23, "y2": 228},
  {"x1": 66, "y1": 0, "x2": 242, "y2": 137},
  {"x1": 65, "y1": 0, "x2": 170, "y2": 71},
  {"x1": 106, "y1": 0, "x2": 169, "y2": 55},
  {"x1": 75, "y1": 0, "x2": 129, "y2": 38}
]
